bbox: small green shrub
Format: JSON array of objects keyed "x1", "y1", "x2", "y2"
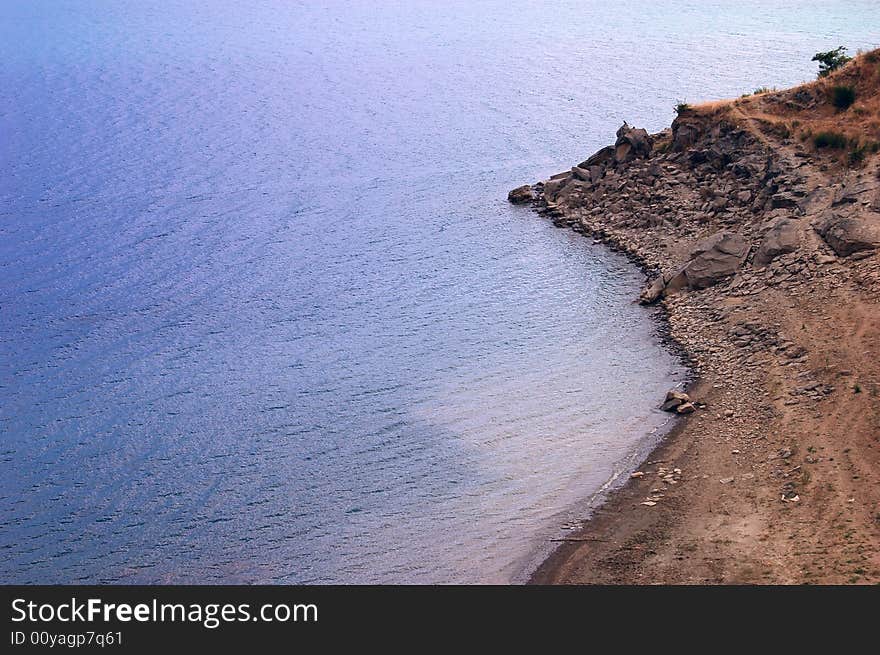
[
  {"x1": 753, "y1": 87, "x2": 775, "y2": 95},
  {"x1": 849, "y1": 145, "x2": 866, "y2": 165},
  {"x1": 675, "y1": 101, "x2": 691, "y2": 114},
  {"x1": 812, "y1": 46, "x2": 852, "y2": 78},
  {"x1": 847, "y1": 141, "x2": 879, "y2": 165},
  {"x1": 831, "y1": 85, "x2": 856, "y2": 110},
  {"x1": 813, "y1": 131, "x2": 847, "y2": 149}
]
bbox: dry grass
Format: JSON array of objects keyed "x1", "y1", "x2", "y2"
[{"x1": 689, "y1": 48, "x2": 880, "y2": 166}]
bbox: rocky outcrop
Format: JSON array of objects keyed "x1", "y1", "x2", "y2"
[
  {"x1": 539, "y1": 124, "x2": 653, "y2": 205},
  {"x1": 832, "y1": 176, "x2": 880, "y2": 209},
  {"x1": 815, "y1": 211, "x2": 880, "y2": 256},
  {"x1": 671, "y1": 117, "x2": 700, "y2": 151},
  {"x1": 507, "y1": 184, "x2": 534, "y2": 204},
  {"x1": 614, "y1": 122, "x2": 652, "y2": 164},
  {"x1": 520, "y1": 106, "x2": 878, "y2": 314}
]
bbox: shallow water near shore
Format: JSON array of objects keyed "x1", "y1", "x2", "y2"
[{"x1": 2, "y1": 1, "x2": 878, "y2": 583}]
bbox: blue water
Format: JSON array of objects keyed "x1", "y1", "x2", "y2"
[{"x1": 1, "y1": 1, "x2": 877, "y2": 583}]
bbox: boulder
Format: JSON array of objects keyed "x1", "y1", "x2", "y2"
[
  {"x1": 771, "y1": 192, "x2": 802, "y2": 212},
  {"x1": 815, "y1": 212, "x2": 880, "y2": 257},
  {"x1": 666, "y1": 390, "x2": 690, "y2": 402},
  {"x1": 571, "y1": 166, "x2": 592, "y2": 182},
  {"x1": 661, "y1": 390, "x2": 691, "y2": 412},
  {"x1": 639, "y1": 265, "x2": 690, "y2": 304},
  {"x1": 638, "y1": 276, "x2": 667, "y2": 304},
  {"x1": 507, "y1": 184, "x2": 533, "y2": 204},
  {"x1": 754, "y1": 218, "x2": 801, "y2": 266},
  {"x1": 680, "y1": 231, "x2": 751, "y2": 289},
  {"x1": 662, "y1": 265, "x2": 691, "y2": 294},
  {"x1": 639, "y1": 231, "x2": 750, "y2": 303},
  {"x1": 555, "y1": 179, "x2": 591, "y2": 203},
  {"x1": 578, "y1": 145, "x2": 615, "y2": 170},
  {"x1": 614, "y1": 122, "x2": 652, "y2": 164},
  {"x1": 676, "y1": 402, "x2": 696, "y2": 414},
  {"x1": 543, "y1": 175, "x2": 571, "y2": 202}
]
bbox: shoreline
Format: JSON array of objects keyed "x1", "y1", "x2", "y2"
[
  {"x1": 528, "y1": 389, "x2": 698, "y2": 584},
  {"x1": 524, "y1": 203, "x2": 708, "y2": 585},
  {"x1": 514, "y1": 238, "x2": 696, "y2": 585},
  {"x1": 522, "y1": 224, "x2": 702, "y2": 585},
  {"x1": 516, "y1": 55, "x2": 880, "y2": 583},
  {"x1": 515, "y1": 395, "x2": 686, "y2": 584}
]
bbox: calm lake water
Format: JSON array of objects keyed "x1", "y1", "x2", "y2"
[{"x1": 1, "y1": 1, "x2": 877, "y2": 583}]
